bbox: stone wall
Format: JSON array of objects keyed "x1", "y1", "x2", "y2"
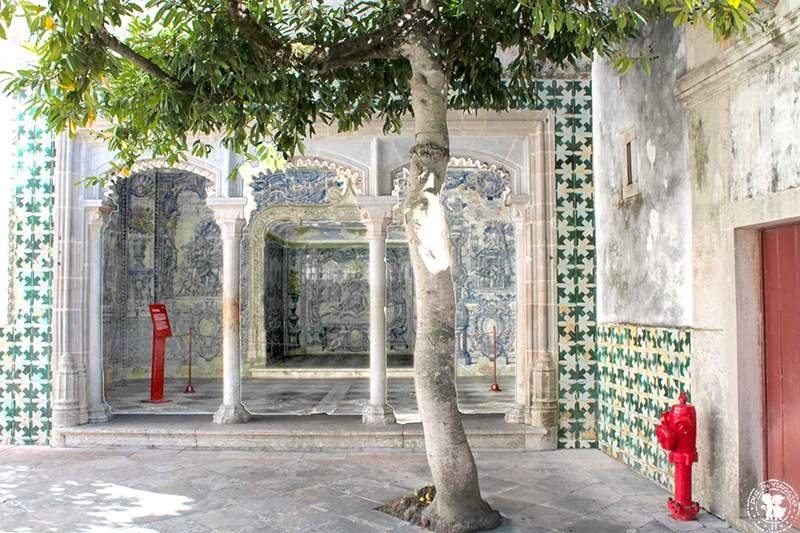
[
  {"x1": 103, "y1": 171, "x2": 223, "y2": 381},
  {"x1": 0, "y1": 102, "x2": 55, "y2": 445}
]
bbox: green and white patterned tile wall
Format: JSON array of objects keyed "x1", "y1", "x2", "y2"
[
  {"x1": 524, "y1": 79, "x2": 596, "y2": 448},
  {"x1": 596, "y1": 324, "x2": 692, "y2": 488},
  {"x1": 0, "y1": 102, "x2": 55, "y2": 445}
]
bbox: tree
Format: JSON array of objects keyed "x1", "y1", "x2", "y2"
[{"x1": 0, "y1": 0, "x2": 759, "y2": 531}]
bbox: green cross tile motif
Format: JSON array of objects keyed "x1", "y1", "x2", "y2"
[
  {"x1": 596, "y1": 324, "x2": 693, "y2": 489},
  {"x1": 0, "y1": 98, "x2": 55, "y2": 445},
  {"x1": 522, "y1": 79, "x2": 597, "y2": 449}
]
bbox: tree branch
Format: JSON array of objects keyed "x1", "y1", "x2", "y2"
[
  {"x1": 309, "y1": 25, "x2": 402, "y2": 70},
  {"x1": 95, "y1": 29, "x2": 194, "y2": 93},
  {"x1": 226, "y1": 0, "x2": 292, "y2": 61},
  {"x1": 309, "y1": 9, "x2": 431, "y2": 71}
]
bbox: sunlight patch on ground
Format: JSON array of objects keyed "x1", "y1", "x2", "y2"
[{"x1": 87, "y1": 483, "x2": 193, "y2": 525}]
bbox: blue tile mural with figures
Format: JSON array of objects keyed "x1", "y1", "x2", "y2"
[
  {"x1": 0, "y1": 102, "x2": 55, "y2": 445},
  {"x1": 262, "y1": 244, "x2": 415, "y2": 359},
  {"x1": 103, "y1": 171, "x2": 224, "y2": 381},
  {"x1": 248, "y1": 165, "x2": 517, "y2": 376}
]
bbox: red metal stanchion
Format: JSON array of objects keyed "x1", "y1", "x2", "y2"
[
  {"x1": 489, "y1": 325, "x2": 501, "y2": 392},
  {"x1": 184, "y1": 327, "x2": 196, "y2": 394},
  {"x1": 143, "y1": 304, "x2": 173, "y2": 404}
]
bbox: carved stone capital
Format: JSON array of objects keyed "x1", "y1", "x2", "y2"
[
  {"x1": 357, "y1": 196, "x2": 396, "y2": 239},
  {"x1": 507, "y1": 194, "x2": 533, "y2": 225},
  {"x1": 208, "y1": 197, "x2": 247, "y2": 240},
  {"x1": 82, "y1": 199, "x2": 114, "y2": 233}
]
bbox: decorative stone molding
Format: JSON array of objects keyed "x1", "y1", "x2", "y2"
[
  {"x1": 391, "y1": 155, "x2": 516, "y2": 198},
  {"x1": 675, "y1": 10, "x2": 800, "y2": 108},
  {"x1": 448, "y1": 155, "x2": 514, "y2": 181},
  {"x1": 97, "y1": 156, "x2": 221, "y2": 198},
  {"x1": 292, "y1": 156, "x2": 366, "y2": 195}
]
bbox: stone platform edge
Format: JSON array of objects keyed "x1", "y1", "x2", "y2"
[{"x1": 56, "y1": 414, "x2": 552, "y2": 451}]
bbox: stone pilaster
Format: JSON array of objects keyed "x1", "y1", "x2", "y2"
[
  {"x1": 83, "y1": 199, "x2": 113, "y2": 423},
  {"x1": 208, "y1": 198, "x2": 250, "y2": 424},
  {"x1": 358, "y1": 197, "x2": 396, "y2": 426},
  {"x1": 505, "y1": 196, "x2": 532, "y2": 424}
]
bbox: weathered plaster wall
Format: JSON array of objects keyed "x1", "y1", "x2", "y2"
[
  {"x1": 677, "y1": 4, "x2": 800, "y2": 528},
  {"x1": 594, "y1": 20, "x2": 692, "y2": 327},
  {"x1": 0, "y1": 102, "x2": 55, "y2": 445}
]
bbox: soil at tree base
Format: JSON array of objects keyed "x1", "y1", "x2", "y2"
[{"x1": 377, "y1": 485, "x2": 436, "y2": 526}]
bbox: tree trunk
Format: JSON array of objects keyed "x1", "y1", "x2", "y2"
[{"x1": 400, "y1": 29, "x2": 502, "y2": 533}]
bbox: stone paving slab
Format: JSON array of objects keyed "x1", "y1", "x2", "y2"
[{"x1": 0, "y1": 446, "x2": 737, "y2": 532}]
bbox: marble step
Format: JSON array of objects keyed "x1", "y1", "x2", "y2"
[
  {"x1": 247, "y1": 367, "x2": 415, "y2": 379},
  {"x1": 58, "y1": 413, "x2": 551, "y2": 451}
]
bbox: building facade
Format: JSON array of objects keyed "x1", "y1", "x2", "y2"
[
  {"x1": 1, "y1": 2, "x2": 798, "y2": 529},
  {"x1": 594, "y1": 1, "x2": 800, "y2": 530}
]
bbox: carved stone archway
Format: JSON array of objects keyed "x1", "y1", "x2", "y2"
[{"x1": 242, "y1": 163, "x2": 369, "y2": 368}]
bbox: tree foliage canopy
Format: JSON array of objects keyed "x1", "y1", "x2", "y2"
[{"x1": 0, "y1": 0, "x2": 759, "y2": 175}]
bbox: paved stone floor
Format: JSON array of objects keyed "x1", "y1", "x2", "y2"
[
  {"x1": 108, "y1": 377, "x2": 515, "y2": 421},
  {"x1": 0, "y1": 446, "x2": 735, "y2": 532}
]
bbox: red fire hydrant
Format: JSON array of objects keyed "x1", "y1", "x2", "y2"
[{"x1": 656, "y1": 392, "x2": 700, "y2": 521}]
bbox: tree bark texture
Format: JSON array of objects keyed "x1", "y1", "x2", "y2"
[{"x1": 401, "y1": 32, "x2": 502, "y2": 533}]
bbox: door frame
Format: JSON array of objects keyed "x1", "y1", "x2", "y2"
[{"x1": 730, "y1": 206, "x2": 800, "y2": 517}]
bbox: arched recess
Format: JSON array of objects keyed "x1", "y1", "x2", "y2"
[
  {"x1": 241, "y1": 160, "x2": 370, "y2": 369},
  {"x1": 100, "y1": 167, "x2": 225, "y2": 387},
  {"x1": 389, "y1": 150, "x2": 558, "y2": 443},
  {"x1": 389, "y1": 156, "x2": 519, "y2": 374}
]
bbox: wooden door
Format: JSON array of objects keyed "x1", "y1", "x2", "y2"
[{"x1": 762, "y1": 223, "x2": 800, "y2": 509}]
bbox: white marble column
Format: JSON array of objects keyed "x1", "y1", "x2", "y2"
[
  {"x1": 83, "y1": 199, "x2": 112, "y2": 423},
  {"x1": 208, "y1": 198, "x2": 250, "y2": 424},
  {"x1": 358, "y1": 197, "x2": 396, "y2": 426}
]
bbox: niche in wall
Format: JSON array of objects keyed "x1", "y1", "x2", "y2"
[{"x1": 103, "y1": 170, "x2": 223, "y2": 381}]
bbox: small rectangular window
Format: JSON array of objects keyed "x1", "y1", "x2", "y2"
[
  {"x1": 625, "y1": 141, "x2": 634, "y2": 186},
  {"x1": 621, "y1": 128, "x2": 639, "y2": 200}
]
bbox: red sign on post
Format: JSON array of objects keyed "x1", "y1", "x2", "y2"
[{"x1": 143, "y1": 304, "x2": 172, "y2": 404}]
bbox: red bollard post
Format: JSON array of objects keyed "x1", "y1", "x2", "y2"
[
  {"x1": 184, "y1": 327, "x2": 196, "y2": 394},
  {"x1": 656, "y1": 392, "x2": 699, "y2": 521},
  {"x1": 489, "y1": 325, "x2": 501, "y2": 392},
  {"x1": 143, "y1": 304, "x2": 173, "y2": 404}
]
